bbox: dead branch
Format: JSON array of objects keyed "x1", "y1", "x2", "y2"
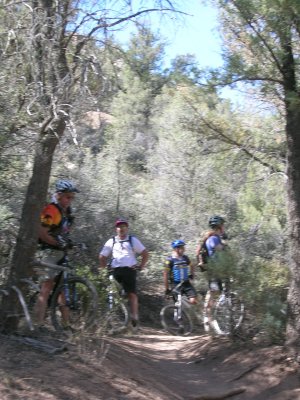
[
  {"x1": 7, "y1": 335, "x2": 68, "y2": 355},
  {"x1": 190, "y1": 387, "x2": 246, "y2": 400},
  {"x1": 227, "y1": 363, "x2": 260, "y2": 382}
]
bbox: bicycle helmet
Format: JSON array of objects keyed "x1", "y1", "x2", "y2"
[
  {"x1": 171, "y1": 240, "x2": 186, "y2": 249},
  {"x1": 115, "y1": 218, "x2": 129, "y2": 227},
  {"x1": 55, "y1": 179, "x2": 79, "y2": 193},
  {"x1": 208, "y1": 215, "x2": 225, "y2": 228}
]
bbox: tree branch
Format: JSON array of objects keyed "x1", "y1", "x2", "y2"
[
  {"x1": 231, "y1": 0, "x2": 285, "y2": 76},
  {"x1": 185, "y1": 100, "x2": 283, "y2": 174}
]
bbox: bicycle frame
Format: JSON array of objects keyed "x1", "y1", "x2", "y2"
[
  {"x1": 56, "y1": 253, "x2": 77, "y2": 309},
  {"x1": 171, "y1": 282, "x2": 196, "y2": 319},
  {"x1": 99, "y1": 269, "x2": 129, "y2": 333},
  {"x1": 211, "y1": 279, "x2": 245, "y2": 335},
  {"x1": 1, "y1": 243, "x2": 98, "y2": 336}
]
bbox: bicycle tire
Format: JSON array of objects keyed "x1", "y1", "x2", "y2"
[
  {"x1": 160, "y1": 304, "x2": 193, "y2": 336},
  {"x1": 50, "y1": 276, "x2": 98, "y2": 333},
  {"x1": 212, "y1": 292, "x2": 244, "y2": 335},
  {"x1": 102, "y1": 300, "x2": 129, "y2": 334}
]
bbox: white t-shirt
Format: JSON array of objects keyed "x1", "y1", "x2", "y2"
[{"x1": 100, "y1": 235, "x2": 145, "y2": 268}]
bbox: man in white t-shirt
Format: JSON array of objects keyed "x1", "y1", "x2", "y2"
[{"x1": 99, "y1": 218, "x2": 149, "y2": 328}]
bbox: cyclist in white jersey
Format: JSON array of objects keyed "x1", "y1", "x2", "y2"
[{"x1": 99, "y1": 218, "x2": 149, "y2": 329}]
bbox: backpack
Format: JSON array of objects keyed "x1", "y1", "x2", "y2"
[
  {"x1": 112, "y1": 235, "x2": 134, "y2": 250},
  {"x1": 198, "y1": 239, "x2": 209, "y2": 267}
]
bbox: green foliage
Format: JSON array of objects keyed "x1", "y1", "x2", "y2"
[
  {"x1": 0, "y1": 206, "x2": 14, "y2": 230},
  {"x1": 0, "y1": 2, "x2": 291, "y2": 343},
  {"x1": 205, "y1": 248, "x2": 238, "y2": 281}
]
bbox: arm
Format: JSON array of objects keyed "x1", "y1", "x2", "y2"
[
  {"x1": 195, "y1": 243, "x2": 201, "y2": 264},
  {"x1": 99, "y1": 254, "x2": 108, "y2": 269},
  {"x1": 38, "y1": 225, "x2": 60, "y2": 247},
  {"x1": 131, "y1": 237, "x2": 148, "y2": 269},
  {"x1": 190, "y1": 262, "x2": 195, "y2": 277},
  {"x1": 163, "y1": 269, "x2": 170, "y2": 291},
  {"x1": 99, "y1": 239, "x2": 113, "y2": 269},
  {"x1": 215, "y1": 242, "x2": 224, "y2": 251},
  {"x1": 139, "y1": 249, "x2": 149, "y2": 270}
]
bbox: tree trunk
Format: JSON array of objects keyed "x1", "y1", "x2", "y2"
[
  {"x1": 285, "y1": 103, "x2": 300, "y2": 352},
  {"x1": 0, "y1": 122, "x2": 65, "y2": 333}
]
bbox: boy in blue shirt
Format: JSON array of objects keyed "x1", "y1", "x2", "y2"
[{"x1": 163, "y1": 240, "x2": 197, "y2": 304}]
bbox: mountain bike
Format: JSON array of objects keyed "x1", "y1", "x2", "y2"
[
  {"x1": 160, "y1": 282, "x2": 195, "y2": 336},
  {"x1": 160, "y1": 280, "x2": 244, "y2": 336},
  {"x1": 211, "y1": 278, "x2": 245, "y2": 335},
  {"x1": 97, "y1": 268, "x2": 130, "y2": 334},
  {"x1": 21, "y1": 245, "x2": 99, "y2": 334}
]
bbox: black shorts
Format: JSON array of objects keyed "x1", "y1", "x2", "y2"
[
  {"x1": 113, "y1": 267, "x2": 137, "y2": 294},
  {"x1": 174, "y1": 280, "x2": 197, "y2": 298}
]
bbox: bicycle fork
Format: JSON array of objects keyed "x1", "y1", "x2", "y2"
[
  {"x1": 108, "y1": 274, "x2": 114, "y2": 310},
  {"x1": 174, "y1": 293, "x2": 183, "y2": 322}
]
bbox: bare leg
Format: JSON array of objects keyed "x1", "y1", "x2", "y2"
[
  {"x1": 57, "y1": 292, "x2": 70, "y2": 326},
  {"x1": 128, "y1": 292, "x2": 138, "y2": 321},
  {"x1": 204, "y1": 290, "x2": 221, "y2": 332},
  {"x1": 33, "y1": 279, "x2": 54, "y2": 325},
  {"x1": 189, "y1": 297, "x2": 197, "y2": 305}
]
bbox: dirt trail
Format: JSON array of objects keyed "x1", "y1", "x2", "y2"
[{"x1": 0, "y1": 326, "x2": 299, "y2": 400}]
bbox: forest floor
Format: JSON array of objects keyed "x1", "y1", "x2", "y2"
[{"x1": 0, "y1": 322, "x2": 300, "y2": 400}]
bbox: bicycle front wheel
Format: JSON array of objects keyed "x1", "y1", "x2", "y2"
[
  {"x1": 212, "y1": 292, "x2": 244, "y2": 335},
  {"x1": 102, "y1": 300, "x2": 129, "y2": 334},
  {"x1": 160, "y1": 305, "x2": 193, "y2": 336},
  {"x1": 50, "y1": 276, "x2": 98, "y2": 333}
]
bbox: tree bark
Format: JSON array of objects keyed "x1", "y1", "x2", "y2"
[
  {"x1": 285, "y1": 105, "x2": 300, "y2": 351},
  {"x1": 280, "y1": 30, "x2": 300, "y2": 353},
  {"x1": 0, "y1": 123, "x2": 64, "y2": 332}
]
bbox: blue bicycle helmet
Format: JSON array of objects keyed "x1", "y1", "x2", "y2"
[
  {"x1": 55, "y1": 179, "x2": 79, "y2": 193},
  {"x1": 171, "y1": 240, "x2": 186, "y2": 249},
  {"x1": 208, "y1": 215, "x2": 225, "y2": 228}
]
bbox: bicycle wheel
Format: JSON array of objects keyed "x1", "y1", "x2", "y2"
[
  {"x1": 102, "y1": 299, "x2": 129, "y2": 334},
  {"x1": 212, "y1": 292, "x2": 244, "y2": 335},
  {"x1": 50, "y1": 276, "x2": 98, "y2": 333},
  {"x1": 160, "y1": 305, "x2": 193, "y2": 336}
]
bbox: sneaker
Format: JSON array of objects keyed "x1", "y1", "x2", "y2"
[
  {"x1": 211, "y1": 319, "x2": 226, "y2": 335},
  {"x1": 203, "y1": 316, "x2": 210, "y2": 333},
  {"x1": 32, "y1": 324, "x2": 51, "y2": 337},
  {"x1": 131, "y1": 319, "x2": 139, "y2": 332}
]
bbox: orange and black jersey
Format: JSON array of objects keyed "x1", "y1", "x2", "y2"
[{"x1": 40, "y1": 202, "x2": 73, "y2": 246}]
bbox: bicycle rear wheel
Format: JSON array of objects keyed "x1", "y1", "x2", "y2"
[
  {"x1": 50, "y1": 276, "x2": 98, "y2": 333},
  {"x1": 102, "y1": 299, "x2": 129, "y2": 334},
  {"x1": 212, "y1": 292, "x2": 244, "y2": 335},
  {"x1": 160, "y1": 305, "x2": 193, "y2": 336}
]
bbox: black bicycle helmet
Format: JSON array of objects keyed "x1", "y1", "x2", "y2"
[
  {"x1": 208, "y1": 215, "x2": 225, "y2": 228},
  {"x1": 171, "y1": 240, "x2": 186, "y2": 249},
  {"x1": 55, "y1": 179, "x2": 79, "y2": 193}
]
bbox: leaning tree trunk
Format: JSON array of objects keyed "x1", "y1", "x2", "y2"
[{"x1": 0, "y1": 121, "x2": 65, "y2": 333}]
